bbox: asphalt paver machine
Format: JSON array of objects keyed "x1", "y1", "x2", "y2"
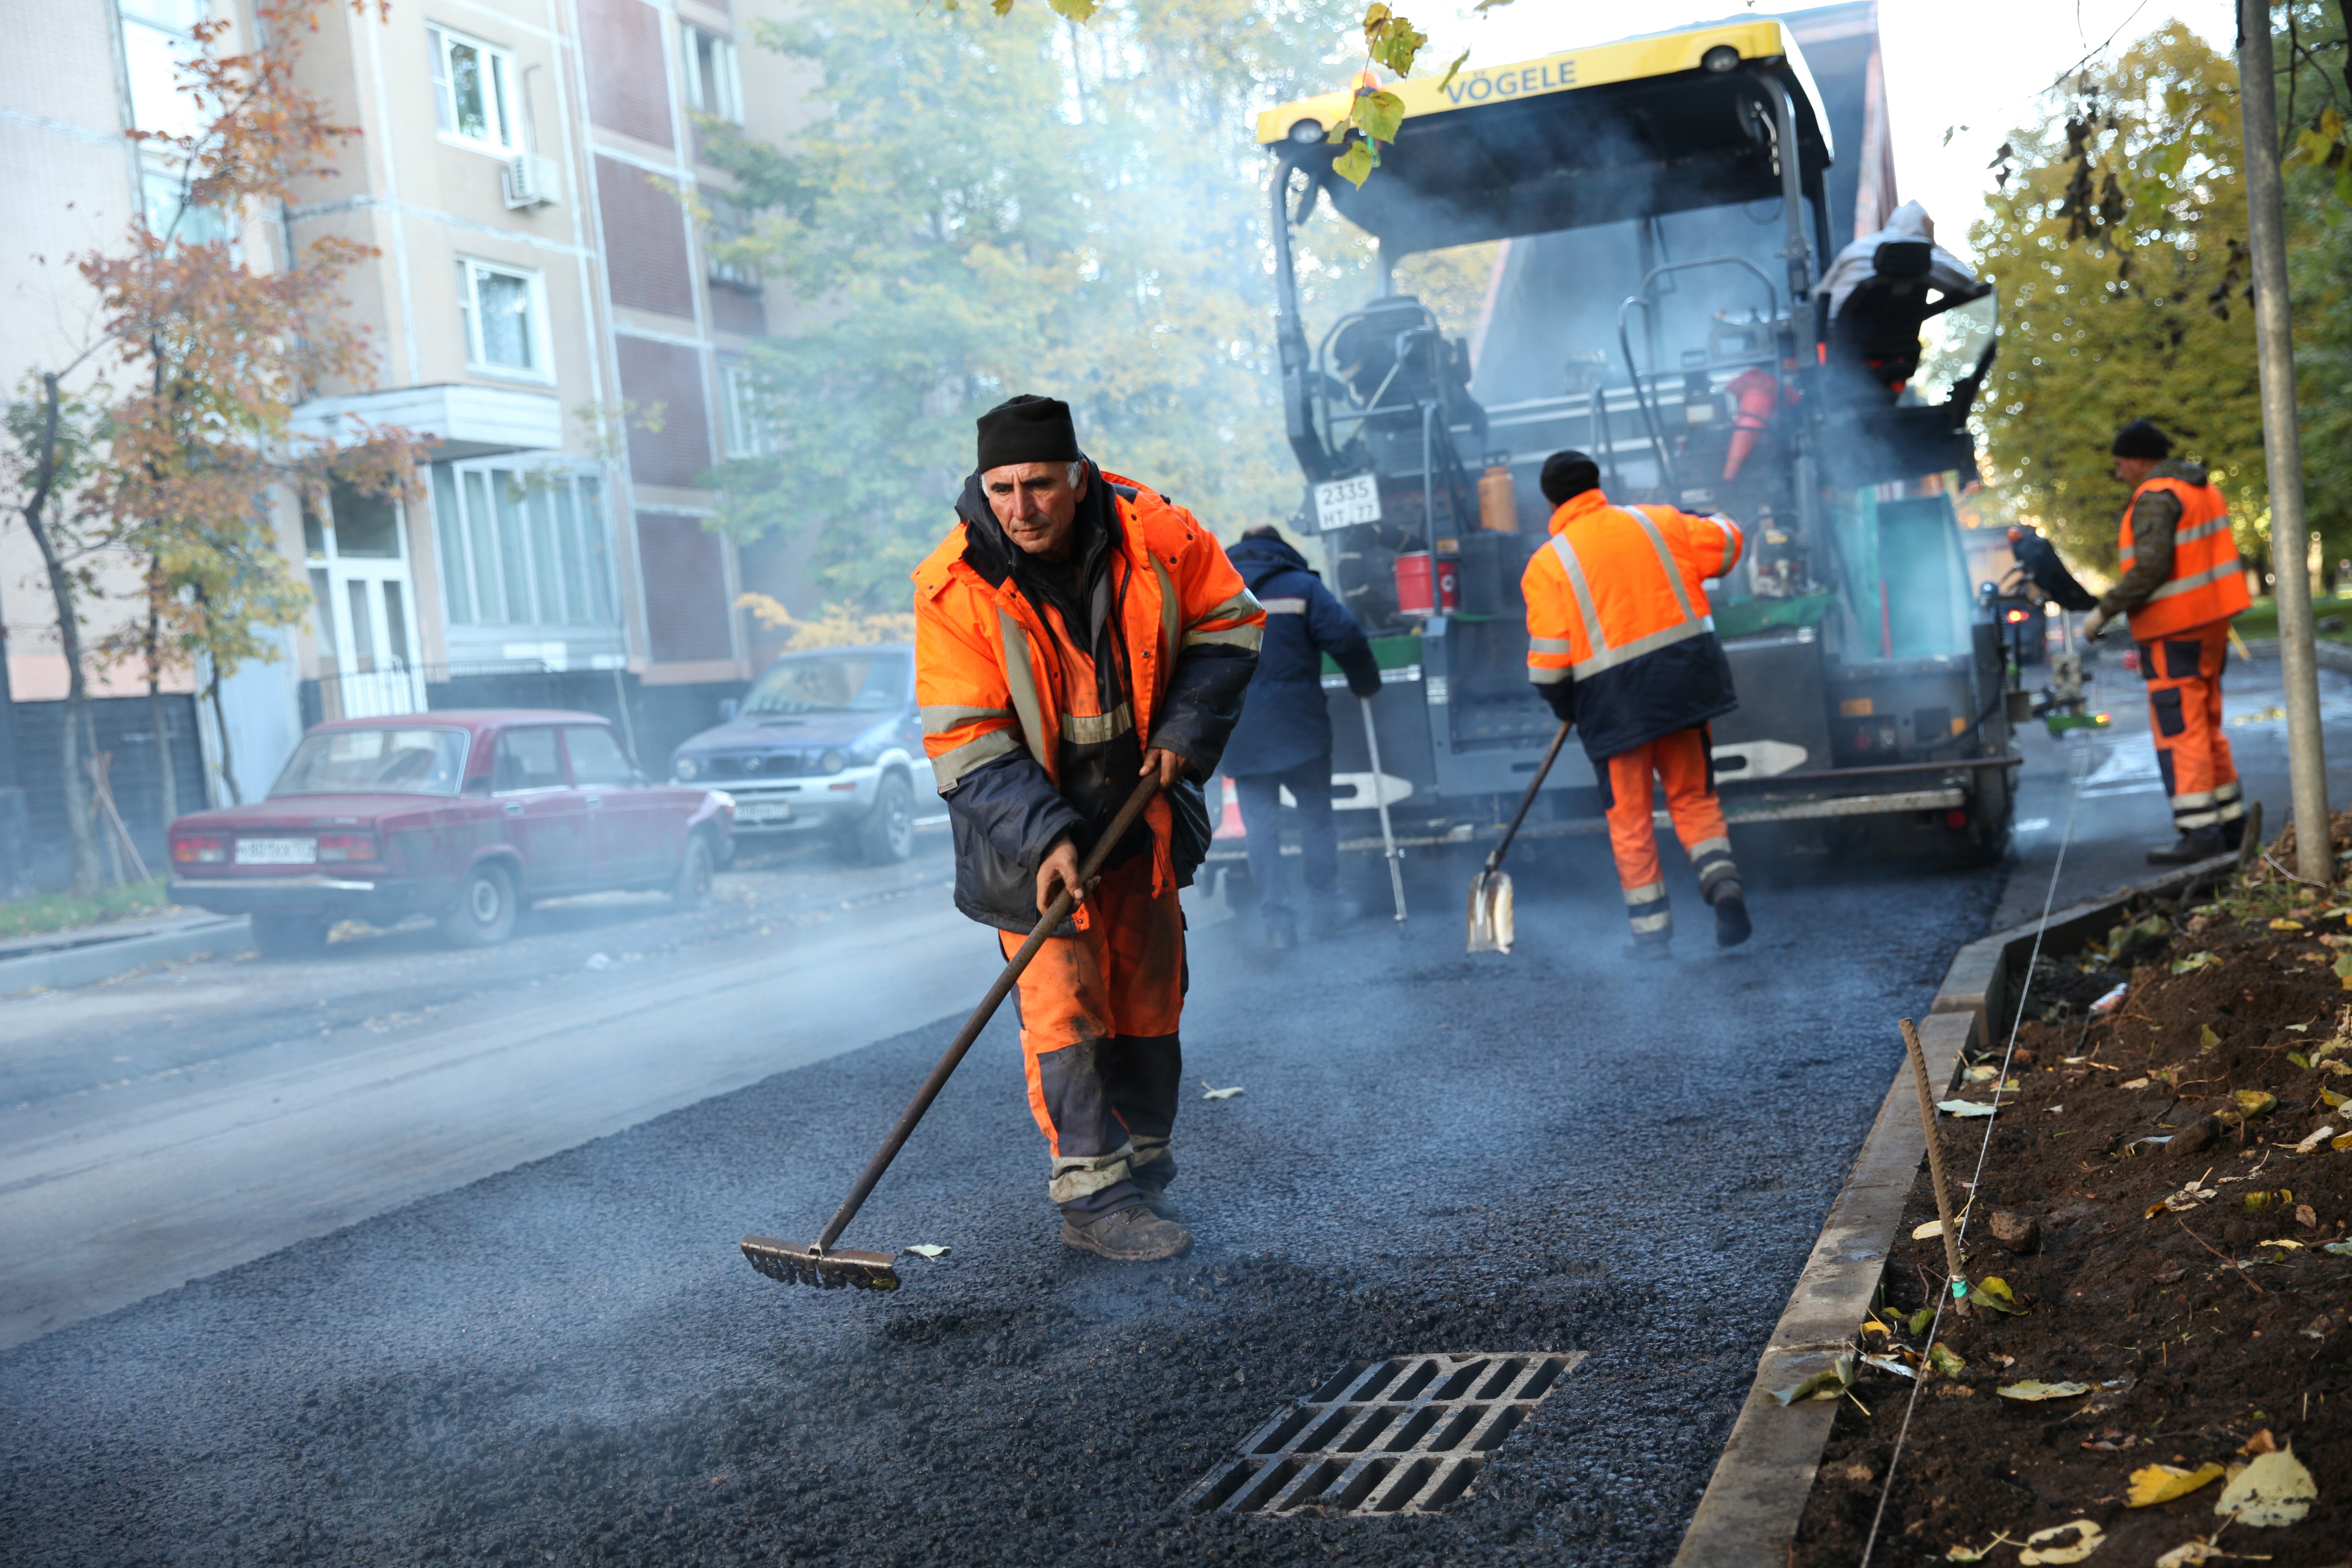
[{"x1": 1247, "y1": 8, "x2": 2019, "y2": 870}]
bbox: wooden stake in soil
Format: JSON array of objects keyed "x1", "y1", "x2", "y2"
[{"x1": 1898, "y1": 1017, "x2": 1969, "y2": 1318}]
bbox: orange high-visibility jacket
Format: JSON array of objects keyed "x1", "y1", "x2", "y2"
[
  {"x1": 2117, "y1": 473, "x2": 2249, "y2": 642},
  {"x1": 1523, "y1": 488, "x2": 1744, "y2": 761},
  {"x1": 913, "y1": 470, "x2": 1263, "y2": 931}
]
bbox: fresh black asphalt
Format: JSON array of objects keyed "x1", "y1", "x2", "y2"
[{"x1": 0, "y1": 838, "x2": 2000, "y2": 1566}]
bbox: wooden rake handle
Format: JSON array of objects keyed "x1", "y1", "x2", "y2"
[
  {"x1": 1483, "y1": 721, "x2": 1572, "y2": 877},
  {"x1": 814, "y1": 772, "x2": 1163, "y2": 1253}
]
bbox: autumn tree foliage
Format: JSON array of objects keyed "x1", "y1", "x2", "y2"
[{"x1": 5, "y1": 0, "x2": 423, "y2": 894}]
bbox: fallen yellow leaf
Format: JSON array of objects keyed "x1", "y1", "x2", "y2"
[
  {"x1": 1999, "y1": 1380, "x2": 2092, "y2": 1401},
  {"x1": 2018, "y1": 1519, "x2": 2104, "y2": 1564},
  {"x1": 2272, "y1": 917, "x2": 2306, "y2": 931},
  {"x1": 2129, "y1": 1461, "x2": 2226, "y2": 1506},
  {"x1": 2214, "y1": 1445, "x2": 2316, "y2": 1527}
]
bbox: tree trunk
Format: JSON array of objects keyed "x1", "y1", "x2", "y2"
[
  {"x1": 207, "y1": 669, "x2": 242, "y2": 806},
  {"x1": 147, "y1": 557, "x2": 178, "y2": 832},
  {"x1": 18, "y1": 372, "x2": 101, "y2": 895}
]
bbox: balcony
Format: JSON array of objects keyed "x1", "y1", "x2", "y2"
[{"x1": 290, "y1": 383, "x2": 564, "y2": 462}]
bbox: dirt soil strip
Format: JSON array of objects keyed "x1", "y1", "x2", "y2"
[
  {"x1": 1673, "y1": 854, "x2": 2244, "y2": 1568},
  {"x1": 1793, "y1": 824, "x2": 2352, "y2": 1567}
]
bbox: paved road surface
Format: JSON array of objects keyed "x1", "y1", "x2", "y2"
[
  {"x1": 2, "y1": 664, "x2": 2343, "y2": 1565},
  {"x1": 0, "y1": 832, "x2": 996, "y2": 1349}
]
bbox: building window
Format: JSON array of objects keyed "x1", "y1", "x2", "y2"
[
  {"x1": 119, "y1": 0, "x2": 208, "y2": 142},
  {"x1": 721, "y1": 362, "x2": 773, "y2": 459},
  {"x1": 456, "y1": 258, "x2": 549, "y2": 379},
  {"x1": 428, "y1": 26, "x2": 516, "y2": 152},
  {"x1": 429, "y1": 463, "x2": 617, "y2": 631},
  {"x1": 681, "y1": 26, "x2": 742, "y2": 123}
]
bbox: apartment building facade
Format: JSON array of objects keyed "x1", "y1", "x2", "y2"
[{"x1": 1, "y1": 0, "x2": 802, "y2": 884}]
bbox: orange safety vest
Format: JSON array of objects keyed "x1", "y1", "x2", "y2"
[
  {"x1": 2118, "y1": 475, "x2": 2249, "y2": 641},
  {"x1": 913, "y1": 472, "x2": 1262, "y2": 897},
  {"x1": 1524, "y1": 488, "x2": 1743, "y2": 759}
]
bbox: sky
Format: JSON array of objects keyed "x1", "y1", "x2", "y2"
[{"x1": 1409, "y1": 0, "x2": 2239, "y2": 265}]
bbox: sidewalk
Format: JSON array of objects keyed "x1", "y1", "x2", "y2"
[{"x1": 0, "y1": 907, "x2": 251, "y2": 994}]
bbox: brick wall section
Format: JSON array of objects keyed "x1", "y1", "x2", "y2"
[
  {"x1": 614, "y1": 336, "x2": 714, "y2": 488},
  {"x1": 634, "y1": 514, "x2": 735, "y2": 663},
  {"x1": 578, "y1": 0, "x2": 672, "y2": 147},
  {"x1": 596, "y1": 156, "x2": 696, "y2": 317}
]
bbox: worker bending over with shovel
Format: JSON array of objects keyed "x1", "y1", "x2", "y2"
[
  {"x1": 1523, "y1": 451, "x2": 1752, "y2": 959},
  {"x1": 2080, "y1": 418, "x2": 2252, "y2": 864},
  {"x1": 914, "y1": 395, "x2": 1262, "y2": 1261}
]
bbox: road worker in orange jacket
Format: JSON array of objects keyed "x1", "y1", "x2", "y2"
[
  {"x1": 1523, "y1": 451, "x2": 1751, "y2": 958},
  {"x1": 913, "y1": 395, "x2": 1263, "y2": 1262},
  {"x1": 2080, "y1": 418, "x2": 2252, "y2": 864}
]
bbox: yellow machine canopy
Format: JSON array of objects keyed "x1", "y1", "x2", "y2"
[{"x1": 1256, "y1": 19, "x2": 1834, "y2": 255}]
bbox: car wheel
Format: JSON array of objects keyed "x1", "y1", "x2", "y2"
[
  {"x1": 250, "y1": 912, "x2": 329, "y2": 959},
  {"x1": 440, "y1": 861, "x2": 518, "y2": 948},
  {"x1": 856, "y1": 771, "x2": 918, "y2": 865},
  {"x1": 671, "y1": 831, "x2": 716, "y2": 909}
]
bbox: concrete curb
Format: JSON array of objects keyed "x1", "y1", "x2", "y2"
[
  {"x1": 0, "y1": 917, "x2": 252, "y2": 995},
  {"x1": 1669, "y1": 850, "x2": 2242, "y2": 1568}
]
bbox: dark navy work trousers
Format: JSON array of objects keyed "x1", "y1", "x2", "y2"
[{"x1": 1230, "y1": 753, "x2": 1339, "y2": 934}]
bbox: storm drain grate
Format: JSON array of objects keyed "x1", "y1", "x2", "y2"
[{"x1": 1181, "y1": 1350, "x2": 1585, "y2": 1517}]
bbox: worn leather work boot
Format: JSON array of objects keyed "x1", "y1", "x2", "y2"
[
  {"x1": 1061, "y1": 1203, "x2": 1193, "y2": 1261},
  {"x1": 2147, "y1": 826, "x2": 2227, "y2": 866},
  {"x1": 2221, "y1": 816, "x2": 2248, "y2": 852},
  {"x1": 1621, "y1": 932, "x2": 1672, "y2": 962},
  {"x1": 1711, "y1": 889, "x2": 1753, "y2": 949},
  {"x1": 1130, "y1": 1166, "x2": 1181, "y2": 1222}
]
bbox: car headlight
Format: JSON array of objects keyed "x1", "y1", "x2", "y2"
[
  {"x1": 820, "y1": 749, "x2": 846, "y2": 775},
  {"x1": 676, "y1": 756, "x2": 700, "y2": 781}
]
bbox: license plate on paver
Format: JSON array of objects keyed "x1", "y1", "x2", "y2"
[
  {"x1": 735, "y1": 802, "x2": 793, "y2": 823},
  {"x1": 1313, "y1": 474, "x2": 1382, "y2": 532},
  {"x1": 235, "y1": 837, "x2": 317, "y2": 865}
]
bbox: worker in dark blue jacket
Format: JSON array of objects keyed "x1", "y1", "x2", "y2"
[{"x1": 1219, "y1": 526, "x2": 1382, "y2": 948}]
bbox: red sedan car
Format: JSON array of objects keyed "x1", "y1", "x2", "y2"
[{"x1": 168, "y1": 711, "x2": 734, "y2": 956}]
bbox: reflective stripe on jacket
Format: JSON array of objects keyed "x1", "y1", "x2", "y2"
[
  {"x1": 2117, "y1": 473, "x2": 2250, "y2": 642},
  {"x1": 913, "y1": 468, "x2": 1263, "y2": 932},
  {"x1": 1523, "y1": 488, "x2": 1743, "y2": 762}
]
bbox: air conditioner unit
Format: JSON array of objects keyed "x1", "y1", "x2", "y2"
[{"x1": 502, "y1": 154, "x2": 561, "y2": 211}]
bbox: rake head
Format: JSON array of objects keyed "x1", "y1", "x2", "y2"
[
  {"x1": 1466, "y1": 868, "x2": 1515, "y2": 954},
  {"x1": 741, "y1": 1235, "x2": 901, "y2": 1291}
]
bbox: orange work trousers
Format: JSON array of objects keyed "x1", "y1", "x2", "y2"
[
  {"x1": 1001, "y1": 855, "x2": 1185, "y2": 1217},
  {"x1": 2136, "y1": 619, "x2": 2244, "y2": 833},
  {"x1": 1598, "y1": 726, "x2": 1739, "y2": 941}
]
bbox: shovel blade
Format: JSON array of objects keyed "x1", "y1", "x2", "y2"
[{"x1": 1466, "y1": 869, "x2": 1515, "y2": 954}]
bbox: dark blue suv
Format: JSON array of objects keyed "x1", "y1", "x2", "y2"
[{"x1": 668, "y1": 643, "x2": 934, "y2": 863}]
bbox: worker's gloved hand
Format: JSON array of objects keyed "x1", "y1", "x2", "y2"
[
  {"x1": 1349, "y1": 674, "x2": 1382, "y2": 700},
  {"x1": 2081, "y1": 606, "x2": 2112, "y2": 641},
  {"x1": 1035, "y1": 834, "x2": 1097, "y2": 916}
]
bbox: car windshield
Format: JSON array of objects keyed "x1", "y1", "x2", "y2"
[
  {"x1": 270, "y1": 727, "x2": 470, "y2": 797},
  {"x1": 742, "y1": 652, "x2": 909, "y2": 716}
]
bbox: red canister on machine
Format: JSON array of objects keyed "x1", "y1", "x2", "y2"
[{"x1": 1393, "y1": 551, "x2": 1460, "y2": 616}]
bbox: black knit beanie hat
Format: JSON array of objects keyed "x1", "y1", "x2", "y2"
[
  {"x1": 2111, "y1": 418, "x2": 2173, "y2": 460},
  {"x1": 976, "y1": 395, "x2": 1081, "y2": 472},
  {"x1": 1540, "y1": 450, "x2": 1602, "y2": 505}
]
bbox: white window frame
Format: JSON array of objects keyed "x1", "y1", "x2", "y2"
[
  {"x1": 720, "y1": 361, "x2": 774, "y2": 459},
  {"x1": 427, "y1": 24, "x2": 517, "y2": 155},
  {"x1": 681, "y1": 24, "x2": 743, "y2": 124},
  {"x1": 428, "y1": 460, "x2": 621, "y2": 634},
  {"x1": 455, "y1": 257, "x2": 553, "y2": 383}
]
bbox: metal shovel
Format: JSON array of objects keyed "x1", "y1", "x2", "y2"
[
  {"x1": 742, "y1": 773, "x2": 1162, "y2": 1292},
  {"x1": 1467, "y1": 721, "x2": 1571, "y2": 954}
]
